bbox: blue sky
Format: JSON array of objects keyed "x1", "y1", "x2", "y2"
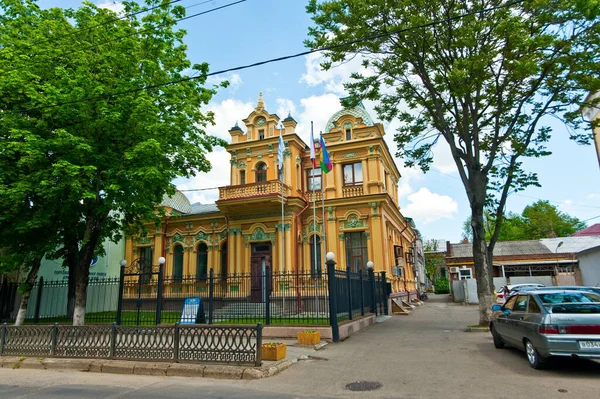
[{"x1": 41, "y1": 1, "x2": 600, "y2": 242}]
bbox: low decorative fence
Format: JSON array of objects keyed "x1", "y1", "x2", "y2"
[{"x1": 0, "y1": 323, "x2": 262, "y2": 366}]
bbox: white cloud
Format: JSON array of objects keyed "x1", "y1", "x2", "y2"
[
  {"x1": 402, "y1": 188, "x2": 458, "y2": 224},
  {"x1": 275, "y1": 98, "x2": 296, "y2": 120},
  {"x1": 587, "y1": 193, "x2": 600, "y2": 200},
  {"x1": 97, "y1": 1, "x2": 124, "y2": 15},
  {"x1": 176, "y1": 150, "x2": 230, "y2": 204},
  {"x1": 205, "y1": 98, "x2": 254, "y2": 140},
  {"x1": 300, "y1": 53, "x2": 372, "y2": 96},
  {"x1": 206, "y1": 73, "x2": 243, "y2": 91}
]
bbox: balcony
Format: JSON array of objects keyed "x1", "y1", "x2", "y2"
[
  {"x1": 219, "y1": 180, "x2": 291, "y2": 201},
  {"x1": 342, "y1": 185, "x2": 364, "y2": 198},
  {"x1": 306, "y1": 191, "x2": 323, "y2": 202}
]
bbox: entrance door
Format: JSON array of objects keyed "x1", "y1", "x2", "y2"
[{"x1": 250, "y1": 243, "x2": 272, "y2": 303}]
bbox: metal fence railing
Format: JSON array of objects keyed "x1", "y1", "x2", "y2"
[
  {"x1": 0, "y1": 262, "x2": 390, "y2": 344},
  {"x1": 0, "y1": 323, "x2": 262, "y2": 366}
]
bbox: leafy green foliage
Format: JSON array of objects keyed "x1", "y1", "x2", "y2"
[
  {"x1": 306, "y1": 0, "x2": 600, "y2": 323},
  {"x1": 0, "y1": 0, "x2": 224, "y2": 323},
  {"x1": 461, "y1": 200, "x2": 586, "y2": 241},
  {"x1": 434, "y1": 276, "x2": 450, "y2": 294}
]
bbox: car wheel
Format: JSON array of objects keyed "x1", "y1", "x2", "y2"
[
  {"x1": 491, "y1": 325, "x2": 504, "y2": 349},
  {"x1": 524, "y1": 339, "x2": 547, "y2": 369}
]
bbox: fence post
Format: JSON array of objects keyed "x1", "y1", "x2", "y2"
[
  {"x1": 110, "y1": 323, "x2": 116, "y2": 358},
  {"x1": 208, "y1": 269, "x2": 214, "y2": 324},
  {"x1": 359, "y1": 269, "x2": 365, "y2": 317},
  {"x1": 346, "y1": 267, "x2": 353, "y2": 321},
  {"x1": 326, "y1": 256, "x2": 339, "y2": 342},
  {"x1": 156, "y1": 262, "x2": 164, "y2": 325},
  {"x1": 116, "y1": 265, "x2": 125, "y2": 325},
  {"x1": 33, "y1": 277, "x2": 44, "y2": 324},
  {"x1": 265, "y1": 268, "x2": 271, "y2": 325},
  {"x1": 174, "y1": 323, "x2": 180, "y2": 362},
  {"x1": 381, "y1": 271, "x2": 388, "y2": 315},
  {"x1": 50, "y1": 323, "x2": 58, "y2": 356},
  {"x1": 368, "y1": 268, "x2": 376, "y2": 315},
  {"x1": 0, "y1": 323, "x2": 6, "y2": 355},
  {"x1": 255, "y1": 323, "x2": 263, "y2": 366}
]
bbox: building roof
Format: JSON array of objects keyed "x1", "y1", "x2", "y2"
[
  {"x1": 449, "y1": 240, "x2": 552, "y2": 258},
  {"x1": 189, "y1": 203, "x2": 220, "y2": 215},
  {"x1": 325, "y1": 100, "x2": 375, "y2": 132},
  {"x1": 540, "y1": 236, "x2": 600, "y2": 253},
  {"x1": 160, "y1": 190, "x2": 192, "y2": 214},
  {"x1": 572, "y1": 223, "x2": 600, "y2": 237}
]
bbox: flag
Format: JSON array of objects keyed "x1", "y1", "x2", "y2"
[
  {"x1": 309, "y1": 121, "x2": 317, "y2": 168},
  {"x1": 278, "y1": 129, "x2": 285, "y2": 170},
  {"x1": 319, "y1": 134, "x2": 332, "y2": 173}
]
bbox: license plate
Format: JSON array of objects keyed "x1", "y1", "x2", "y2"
[{"x1": 579, "y1": 341, "x2": 600, "y2": 350}]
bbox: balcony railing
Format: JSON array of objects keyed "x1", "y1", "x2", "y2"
[
  {"x1": 219, "y1": 180, "x2": 291, "y2": 200},
  {"x1": 307, "y1": 191, "x2": 323, "y2": 202},
  {"x1": 342, "y1": 185, "x2": 364, "y2": 198}
]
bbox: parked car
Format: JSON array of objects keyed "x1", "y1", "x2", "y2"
[
  {"x1": 496, "y1": 283, "x2": 545, "y2": 303},
  {"x1": 531, "y1": 286, "x2": 600, "y2": 296},
  {"x1": 490, "y1": 289, "x2": 600, "y2": 369}
]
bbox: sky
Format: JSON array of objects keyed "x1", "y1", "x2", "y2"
[{"x1": 40, "y1": 0, "x2": 600, "y2": 243}]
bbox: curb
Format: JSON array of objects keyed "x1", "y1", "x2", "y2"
[
  {"x1": 465, "y1": 326, "x2": 490, "y2": 332},
  {"x1": 0, "y1": 356, "x2": 293, "y2": 380}
]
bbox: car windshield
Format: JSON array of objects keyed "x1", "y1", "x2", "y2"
[{"x1": 538, "y1": 292, "x2": 600, "y2": 304}]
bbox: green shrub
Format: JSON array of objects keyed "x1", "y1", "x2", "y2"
[{"x1": 434, "y1": 276, "x2": 450, "y2": 294}]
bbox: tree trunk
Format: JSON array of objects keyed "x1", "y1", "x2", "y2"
[
  {"x1": 471, "y1": 204, "x2": 494, "y2": 326},
  {"x1": 67, "y1": 256, "x2": 77, "y2": 319},
  {"x1": 14, "y1": 258, "x2": 42, "y2": 326},
  {"x1": 72, "y1": 221, "x2": 103, "y2": 326}
]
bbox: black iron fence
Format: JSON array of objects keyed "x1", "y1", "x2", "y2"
[
  {"x1": 0, "y1": 262, "x2": 389, "y2": 343},
  {"x1": 0, "y1": 323, "x2": 262, "y2": 366},
  {"x1": 0, "y1": 280, "x2": 18, "y2": 323}
]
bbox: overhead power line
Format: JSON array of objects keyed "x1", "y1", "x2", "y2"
[{"x1": 16, "y1": 0, "x2": 525, "y2": 113}]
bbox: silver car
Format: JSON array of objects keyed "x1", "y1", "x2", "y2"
[{"x1": 490, "y1": 290, "x2": 600, "y2": 369}]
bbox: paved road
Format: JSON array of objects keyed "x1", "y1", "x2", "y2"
[{"x1": 0, "y1": 294, "x2": 598, "y2": 398}]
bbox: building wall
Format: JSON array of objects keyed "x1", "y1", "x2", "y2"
[
  {"x1": 38, "y1": 237, "x2": 125, "y2": 282},
  {"x1": 579, "y1": 248, "x2": 600, "y2": 286}
]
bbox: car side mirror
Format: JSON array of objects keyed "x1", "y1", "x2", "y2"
[{"x1": 491, "y1": 304, "x2": 502, "y2": 311}]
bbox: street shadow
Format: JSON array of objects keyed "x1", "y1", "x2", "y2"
[{"x1": 476, "y1": 336, "x2": 600, "y2": 378}]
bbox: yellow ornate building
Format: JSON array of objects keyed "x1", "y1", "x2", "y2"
[{"x1": 125, "y1": 94, "x2": 420, "y2": 295}]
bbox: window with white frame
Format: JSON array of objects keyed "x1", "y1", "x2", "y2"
[{"x1": 459, "y1": 268, "x2": 472, "y2": 280}]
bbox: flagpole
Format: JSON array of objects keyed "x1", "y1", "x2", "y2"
[
  {"x1": 311, "y1": 122, "x2": 319, "y2": 317},
  {"x1": 320, "y1": 132, "x2": 327, "y2": 258},
  {"x1": 280, "y1": 125, "x2": 286, "y2": 320}
]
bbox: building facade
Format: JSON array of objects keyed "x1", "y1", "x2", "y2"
[{"x1": 124, "y1": 94, "x2": 420, "y2": 295}]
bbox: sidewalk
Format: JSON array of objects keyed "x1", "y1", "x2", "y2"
[{"x1": 0, "y1": 338, "x2": 326, "y2": 380}]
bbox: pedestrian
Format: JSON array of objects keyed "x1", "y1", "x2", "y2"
[{"x1": 503, "y1": 285, "x2": 510, "y2": 303}]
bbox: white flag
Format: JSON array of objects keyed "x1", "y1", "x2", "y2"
[
  {"x1": 278, "y1": 129, "x2": 285, "y2": 170},
  {"x1": 309, "y1": 121, "x2": 316, "y2": 166}
]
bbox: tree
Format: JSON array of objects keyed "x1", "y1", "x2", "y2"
[
  {"x1": 307, "y1": 0, "x2": 599, "y2": 324},
  {"x1": 423, "y1": 239, "x2": 444, "y2": 283},
  {"x1": 0, "y1": 0, "x2": 225, "y2": 325},
  {"x1": 461, "y1": 200, "x2": 586, "y2": 241}
]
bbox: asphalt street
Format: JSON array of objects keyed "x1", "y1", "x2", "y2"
[{"x1": 0, "y1": 294, "x2": 598, "y2": 398}]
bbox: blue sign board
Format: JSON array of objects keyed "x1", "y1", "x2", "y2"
[{"x1": 180, "y1": 297, "x2": 202, "y2": 324}]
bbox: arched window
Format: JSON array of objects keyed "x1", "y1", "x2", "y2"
[
  {"x1": 309, "y1": 235, "x2": 322, "y2": 278},
  {"x1": 256, "y1": 162, "x2": 267, "y2": 182},
  {"x1": 173, "y1": 245, "x2": 184, "y2": 282},
  {"x1": 221, "y1": 241, "x2": 227, "y2": 280},
  {"x1": 196, "y1": 243, "x2": 208, "y2": 281}
]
